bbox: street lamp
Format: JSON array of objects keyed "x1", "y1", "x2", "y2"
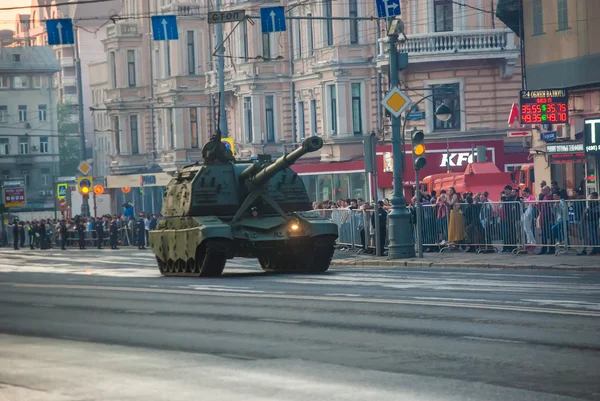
[{"x1": 434, "y1": 104, "x2": 453, "y2": 122}]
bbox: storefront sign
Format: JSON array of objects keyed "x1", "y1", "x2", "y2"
[
  {"x1": 520, "y1": 89, "x2": 569, "y2": 124},
  {"x1": 105, "y1": 172, "x2": 172, "y2": 189},
  {"x1": 546, "y1": 143, "x2": 584, "y2": 153},
  {"x1": 541, "y1": 131, "x2": 557, "y2": 142},
  {"x1": 584, "y1": 118, "x2": 600, "y2": 154},
  {"x1": 3, "y1": 187, "x2": 26, "y2": 208},
  {"x1": 550, "y1": 153, "x2": 586, "y2": 164}
]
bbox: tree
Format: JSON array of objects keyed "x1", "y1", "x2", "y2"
[{"x1": 57, "y1": 102, "x2": 80, "y2": 176}]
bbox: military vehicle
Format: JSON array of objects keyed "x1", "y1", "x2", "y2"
[{"x1": 148, "y1": 134, "x2": 338, "y2": 277}]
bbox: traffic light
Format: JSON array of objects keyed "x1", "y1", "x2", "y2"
[
  {"x1": 77, "y1": 176, "x2": 92, "y2": 195},
  {"x1": 93, "y1": 184, "x2": 104, "y2": 195},
  {"x1": 412, "y1": 130, "x2": 426, "y2": 170}
]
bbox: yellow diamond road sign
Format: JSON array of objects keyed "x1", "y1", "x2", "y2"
[
  {"x1": 382, "y1": 87, "x2": 412, "y2": 118},
  {"x1": 78, "y1": 161, "x2": 92, "y2": 175}
]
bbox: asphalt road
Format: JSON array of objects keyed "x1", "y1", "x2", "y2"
[{"x1": 0, "y1": 248, "x2": 599, "y2": 401}]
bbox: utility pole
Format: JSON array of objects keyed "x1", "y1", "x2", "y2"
[
  {"x1": 215, "y1": 0, "x2": 228, "y2": 137},
  {"x1": 288, "y1": 23, "x2": 296, "y2": 143},
  {"x1": 74, "y1": 27, "x2": 89, "y2": 217},
  {"x1": 386, "y1": 20, "x2": 414, "y2": 259},
  {"x1": 147, "y1": 0, "x2": 156, "y2": 159}
]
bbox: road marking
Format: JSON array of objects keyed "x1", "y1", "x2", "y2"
[
  {"x1": 462, "y1": 336, "x2": 525, "y2": 344},
  {"x1": 258, "y1": 318, "x2": 301, "y2": 324},
  {"x1": 325, "y1": 293, "x2": 361, "y2": 297},
  {"x1": 4, "y1": 283, "x2": 600, "y2": 318},
  {"x1": 124, "y1": 309, "x2": 156, "y2": 315}
]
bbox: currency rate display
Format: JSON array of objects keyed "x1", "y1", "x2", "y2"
[{"x1": 520, "y1": 89, "x2": 568, "y2": 124}]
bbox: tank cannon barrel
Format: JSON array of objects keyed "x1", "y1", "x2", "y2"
[{"x1": 244, "y1": 136, "x2": 323, "y2": 190}]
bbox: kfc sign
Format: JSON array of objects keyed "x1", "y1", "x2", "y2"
[{"x1": 440, "y1": 152, "x2": 475, "y2": 167}]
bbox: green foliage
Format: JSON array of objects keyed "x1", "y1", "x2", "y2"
[{"x1": 57, "y1": 102, "x2": 80, "y2": 176}]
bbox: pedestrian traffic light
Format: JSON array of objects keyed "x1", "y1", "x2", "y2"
[
  {"x1": 77, "y1": 176, "x2": 93, "y2": 195},
  {"x1": 412, "y1": 130, "x2": 426, "y2": 170},
  {"x1": 93, "y1": 184, "x2": 104, "y2": 195}
]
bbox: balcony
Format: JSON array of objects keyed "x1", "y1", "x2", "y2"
[
  {"x1": 377, "y1": 29, "x2": 518, "y2": 65},
  {"x1": 60, "y1": 57, "x2": 74, "y2": 67},
  {"x1": 106, "y1": 21, "x2": 141, "y2": 40},
  {"x1": 160, "y1": 2, "x2": 203, "y2": 17},
  {"x1": 60, "y1": 76, "x2": 77, "y2": 87},
  {"x1": 105, "y1": 86, "x2": 148, "y2": 103}
]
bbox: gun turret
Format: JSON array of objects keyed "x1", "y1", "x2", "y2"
[{"x1": 242, "y1": 136, "x2": 323, "y2": 191}]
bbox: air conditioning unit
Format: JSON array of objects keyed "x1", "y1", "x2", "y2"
[
  {"x1": 31, "y1": 145, "x2": 38, "y2": 152},
  {"x1": 25, "y1": 122, "x2": 31, "y2": 128}
]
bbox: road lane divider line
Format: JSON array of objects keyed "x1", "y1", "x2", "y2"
[
  {"x1": 462, "y1": 336, "x2": 526, "y2": 344},
  {"x1": 3, "y1": 282, "x2": 600, "y2": 318}
]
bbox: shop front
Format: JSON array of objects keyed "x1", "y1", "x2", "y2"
[
  {"x1": 375, "y1": 140, "x2": 531, "y2": 199},
  {"x1": 291, "y1": 161, "x2": 368, "y2": 204},
  {"x1": 104, "y1": 172, "x2": 173, "y2": 215},
  {"x1": 545, "y1": 142, "x2": 587, "y2": 197},
  {"x1": 584, "y1": 118, "x2": 600, "y2": 194}
]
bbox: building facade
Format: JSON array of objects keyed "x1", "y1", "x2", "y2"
[
  {"x1": 89, "y1": 60, "x2": 112, "y2": 179},
  {"x1": 0, "y1": 42, "x2": 61, "y2": 213},
  {"x1": 515, "y1": 0, "x2": 600, "y2": 196}
]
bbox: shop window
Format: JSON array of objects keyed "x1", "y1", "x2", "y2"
[{"x1": 431, "y1": 83, "x2": 461, "y2": 131}]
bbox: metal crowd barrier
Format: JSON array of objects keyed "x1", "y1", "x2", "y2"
[{"x1": 315, "y1": 199, "x2": 600, "y2": 256}]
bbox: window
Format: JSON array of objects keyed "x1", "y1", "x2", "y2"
[
  {"x1": 41, "y1": 168, "x2": 50, "y2": 186},
  {"x1": 190, "y1": 107, "x2": 198, "y2": 148},
  {"x1": 130, "y1": 115, "x2": 139, "y2": 154},
  {"x1": 1, "y1": 170, "x2": 9, "y2": 179},
  {"x1": 18, "y1": 105, "x2": 27, "y2": 122},
  {"x1": 307, "y1": 13, "x2": 314, "y2": 55},
  {"x1": 532, "y1": 0, "x2": 543, "y2": 35},
  {"x1": 127, "y1": 50, "x2": 136, "y2": 87},
  {"x1": 351, "y1": 83, "x2": 362, "y2": 135},
  {"x1": 32, "y1": 76, "x2": 43, "y2": 88},
  {"x1": 19, "y1": 137, "x2": 29, "y2": 154},
  {"x1": 12, "y1": 54, "x2": 21, "y2": 62},
  {"x1": 325, "y1": 0, "x2": 334, "y2": 46},
  {"x1": 38, "y1": 104, "x2": 47, "y2": 121},
  {"x1": 21, "y1": 169, "x2": 30, "y2": 187},
  {"x1": 244, "y1": 97, "x2": 253, "y2": 143},
  {"x1": 434, "y1": 0, "x2": 453, "y2": 32},
  {"x1": 557, "y1": 0, "x2": 568, "y2": 30},
  {"x1": 40, "y1": 136, "x2": 49, "y2": 153},
  {"x1": 0, "y1": 105, "x2": 7, "y2": 123},
  {"x1": 295, "y1": 19, "x2": 303, "y2": 58},
  {"x1": 349, "y1": 0, "x2": 359, "y2": 44},
  {"x1": 187, "y1": 31, "x2": 196, "y2": 75},
  {"x1": 0, "y1": 76, "x2": 9, "y2": 88},
  {"x1": 14, "y1": 76, "x2": 29, "y2": 88},
  {"x1": 0, "y1": 138, "x2": 8, "y2": 154},
  {"x1": 110, "y1": 51, "x2": 117, "y2": 87},
  {"x1": 242, "y1": 22, "x2": 249, "y2": 61},
  {"x1": 262, "y1": 33, "x2": 271, "y2": 59},
  {"x1": 265, "y1": 95, "x2": 275, "y2": 142},
  {"x1": 328, "y1": 85, "x2": 337, "y2": 134},
  {"x1": 310, "y1": 99, "x2": 317, "y2": 135},
  {"x1": 113, "y1": 116, "x2": 120, "y2": 154},
  {"x1": 431, "y1": 83, "x2": 461, "y2": 131},
  {"x1": 298, "y1": 101, "x2": 305, "y2": 139},
  {"x1": 166, "y1": 41, "x2": 172, "y2": 76},
  {"x1": 154, "y1": 49, "x2": 161, "y2": 79}
]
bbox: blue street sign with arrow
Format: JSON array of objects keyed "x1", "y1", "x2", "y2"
[
  {"x1": 376, "y1": 0, "x2": 401, "y2": 19},
  {"x1": 151, "y1": 15, "x2": 179, "y2": 40},
  {"x1": 46, "y1": 19, "x2": 74, "y2": 45},
  {"x1": 260, "y1": 7, "x2": 286, "y2": 33}
]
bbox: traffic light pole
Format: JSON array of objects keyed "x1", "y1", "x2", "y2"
[
  {"x1": 386, "y1": 30, "x2": 415, "y2": 259},
  {"x1": 74, "y1": 28, "x2": 90, "y2": 218},
  {"x1": 415, "y1": 165, "x2": 423, "y2": 258}
]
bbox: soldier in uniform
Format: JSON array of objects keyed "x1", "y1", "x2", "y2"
[
  {"x1": 110, "y1": 216, "x2": 119, "y2": 249},
  {"x1": 95, "y1": 217, "x2": 104, "y2": 249},
  {"x1": 137, "y1": 214, "x2": 146, "y2": 250},
  {"x1": 12, "y1": 220, "x2": 19, "y2": 250},
  {"x1": 77, "y1": 219, "x2": 86, "y2": 249}
]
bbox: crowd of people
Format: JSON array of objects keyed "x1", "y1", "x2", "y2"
[{"x1": 8, "y1": 212, "x2": 162, "y2": 251}]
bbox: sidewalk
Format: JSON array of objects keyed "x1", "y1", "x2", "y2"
[{"x1": 332, "y1": 249, "x2": 600, "y2": 271}]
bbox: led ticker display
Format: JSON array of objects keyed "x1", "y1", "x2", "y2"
[{"x1": 519, "y1": 89, "x2": 568, "y2": 124}]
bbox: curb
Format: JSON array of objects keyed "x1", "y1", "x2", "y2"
[{"x1": 331, "y1": 259, "x2": 600, "y2": 272}]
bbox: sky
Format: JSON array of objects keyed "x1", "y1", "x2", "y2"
[{"x1": 0, "y1": 0, "x2": 32, "y2": 31}]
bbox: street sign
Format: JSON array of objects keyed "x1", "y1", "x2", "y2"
[
  {"x1": 77, "y1": 176, "x2": 93, "y2": 195},
  {"x1": 406, "y1": 111, "x2": 425, "y2": 120},
  {"x1": 221, "y1": 138, "x2": 235, "y2": 155},
  {"x1": 260, "y1": 7, "x2": 286, "y2": 33},
  {"x1": 59, "y1": 198, "x2": 67, "y2": 211},
  {"x1": 57, "y1": 183, "x2": 68, "y2": 199},
  {"x1": 541, "y1": 131, "x2": 557, "y2": 142},
  {"x1": 151, "y1": 15, "x2": 179, "y2": 41},
  {"x1": 77, "y1": 161, "x2": 92, "y2": 175},
  {"x1": 208, "y1": 10, "x2": 246, "y2": 24},
  {"x1": 3, "y1": 187, "x2": 26, "y2": 208},
  {"x1": 46, "y1": 18, "x2": 74, "y2": 45},
  {"x1": 376, "y1": 0, "x2": 401, "y2": 19},
  {"x1": 382, "y1": 87, "x2": 412, "y2": 118},
  {"x1": 93, "y1": 185, "x2": 105, "y2": 195}
]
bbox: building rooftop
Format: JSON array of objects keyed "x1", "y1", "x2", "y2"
[{"x1": 0, "y1": 46, "x2": 60, "y2": 73}]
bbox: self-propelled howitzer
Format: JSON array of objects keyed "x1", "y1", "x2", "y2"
[{"x1": 148, "y1": 136, "x2": 339, "y2": 277}]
